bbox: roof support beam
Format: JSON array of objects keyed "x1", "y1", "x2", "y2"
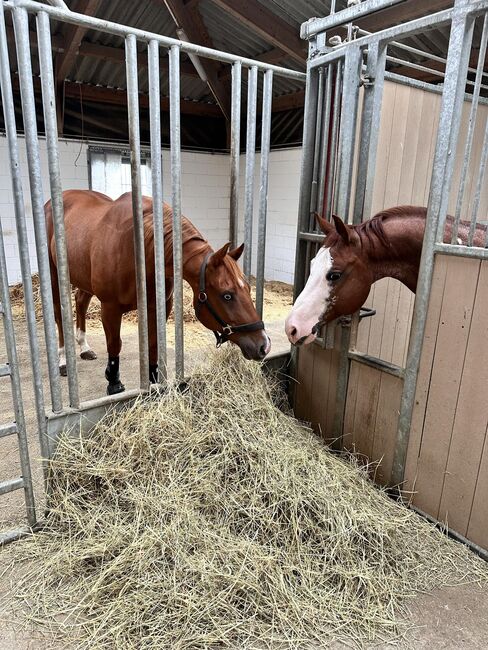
[
  {"x1": 162, "y1": 0, "x2": 231, "y2": 121},
  {"x1": 207, "y1": 0, "x2": 306, "y2": 65}
]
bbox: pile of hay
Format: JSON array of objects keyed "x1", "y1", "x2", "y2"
[{"x1": 8, "y1": 349, "x2": 487, "y2": 649}]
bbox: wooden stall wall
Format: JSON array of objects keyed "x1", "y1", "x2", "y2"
[{"x1": 404, "y1": 255, "x2": 488, "y2": 550}]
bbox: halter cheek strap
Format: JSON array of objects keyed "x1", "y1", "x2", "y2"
[{"x1": 195, "y1": 253, "x2": 265, "y2": 347}]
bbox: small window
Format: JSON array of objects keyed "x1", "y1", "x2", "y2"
[{"x1": 89, "y1": 148, "x2": 151, "y2": 199}]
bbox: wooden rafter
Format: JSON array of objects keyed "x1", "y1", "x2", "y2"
[
  {"x1": 207, "y1": 0, "x2": 306, "y2": 65},
  {"x1": 162, "y1": 0, "x2": 231, "y2": 121}
]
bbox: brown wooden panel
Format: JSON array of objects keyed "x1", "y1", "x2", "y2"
[
  {"x1": 366, "y1": 278, "x2": 389, "y2": 358},
  {"x1": 355, "y1": 284, "x2": 375, "y2": 352},
  {"x1": 438, "y1": 260, "x2": 488, "y2": 536},
  {"x1": 397, "y1": 86, "x2": 427, "y2": 205},
  {"x1": 411, "y1": 90, "x2": 439, "y2": 205},
  {"x1": 351, "y1": 364, "x2": 382, "y2": 462},
  {"x1": 466, "y1": 421, "x2": 488, "y2": 549},
  {"x1": 383, "y1": 84, "x2": 411, "y2": 208},
  {"x1": 343, "y1": 359, "x2": 360, "y2": 452},
  {"x1": 412, "y1": 256, "x2": 481, "y2": 518},
  {"x1": 404, "y1": 255, "x2": 449, "y2": 493},
  {"x1": 325, "y1": 329, "x2": 342, "y2": 443},
  {"x1": 371, "y1": 82, "x2": 397, "y2": 215},
  {"x1": 310, "y1": 346, "x2": 332, "y2": 439},
  {"x1": 371, "y1": 372, "x2": 403, "y2": 486},
  {"x1": 391, "y1": 284, "x2": 414, "y2": 367},
  {"x1": 379, "y1": 278, "x2": 401, "y2": 363},
  {"x1": 293, "y1": 344, "x2": 315, "y2": 422}
]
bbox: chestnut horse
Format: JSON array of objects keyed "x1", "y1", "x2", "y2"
[
  {"x1": 45, "y1": 190, "x2": 270, "y2": 394},
  {"x1": 285, "y1": 206, "x2": 487, "y2": 345}
]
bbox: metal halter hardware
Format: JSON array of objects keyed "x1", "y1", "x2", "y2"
[{"x1": 195, "y1": 253, "x2": 265, "y2": 347}]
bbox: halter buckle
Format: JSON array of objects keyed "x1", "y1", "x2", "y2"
[
  {"x1": 198, "y1": 291, "x2": 207, "y2": 303},
  {"x1": 222, "y1": 325, "x2": 233, "y2": 336}
]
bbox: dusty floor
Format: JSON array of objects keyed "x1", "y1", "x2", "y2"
[{"x1": 1, "y1": 282, "x2": 488, "y2": 649}]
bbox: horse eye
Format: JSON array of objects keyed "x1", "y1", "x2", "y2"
[
  {"x1": 223, "y1": 293, "x2": 233, "y2": 301},
  {"x1": 326, "y1": 270, "x2": 342, "y2": 282}
]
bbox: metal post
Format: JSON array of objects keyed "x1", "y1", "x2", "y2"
[
  {"x1": 37, "y1": 10, "x2": 80, "y2": 409},
  {"x1": 393, "y1": 0, "x2": 476, "y2": 487},
  {"x1": 229, "y1": 61, "x2": 241, "y2": 249},
  {"x1": 148, "y1": 38, "x2": 167, "y2": 382},
  {"x1": 316, "y1": 66, "x2": 333, "y2": 219},
  {"x1": 452, "y1": 13, "x2": 488, "y2": 243},
  {"x1": 353, "y1": 41, "x2": 388, "y2": 222},
  {"x1": 255, "y1": 69, "x2": 273, "y2": 318},
  {"x1": 125, "y1": 34, "x2": 150, "y2": 390},
  {"x1": 326, "y1": 60, "x2": 343, "y2": 220},
  {"x1": 0, "y1": 225, "x2": 36, "y2": 527},
  {"x1": 169, "y1": 44, "x2": 184, "y2": 381},
  {"x1": 243, "y1": 65, "x2": 258, "y2": 278},
  {"x1": 310, "y1": 68, "x2": 325, "y2": 217}
]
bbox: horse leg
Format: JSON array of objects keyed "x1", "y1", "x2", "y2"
[
  {"x1": 100, "y1": 302, "x2": 125, "y2": 395},
  {"x1": 148, "y1": 283, "x2": 173, "y2": 384},
  {"x1": 75, "y1": 289, "x2": 97, "y2": 360},
  {"x1": 50, "y1": 262, "x2": 68, "y2": 376}
]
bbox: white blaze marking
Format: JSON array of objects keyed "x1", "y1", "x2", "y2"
[
  {"x1": 76, "y1": 328, "x2": 91, "y2": 354},
  {"x1": 238, "y1": 278, "x2": 245, "y2": 288},
  {"x1": 58, "y1": 346, "x2": 66, "y2": 368},
  {"x1": 457, "y1": 237, "x2": 462, "y2": 245},
  {"x1": 286, "y1": 247, "x2": 333, "y2": 338}
]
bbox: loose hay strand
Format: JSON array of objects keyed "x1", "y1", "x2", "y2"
[{"x1": 5, "y1": 348, "x2": 488, "y2": 649}]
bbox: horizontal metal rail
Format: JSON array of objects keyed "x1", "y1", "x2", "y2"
[
  {"x1": 0, "y1": 477, "x2": 24, "y2": 496},
  {"x1": 0, "y1": 364, "x2": 11, "y2": 377},
  {"x1": 298, "y1": 231, "x2": 324, "y2": 243},
  {"x1": 0, "y1": 526, "x2": 34, "y2": 546},
  {"x1": 6, "y1": 0, "x2": 306, "y2": 80},
  {"x1": 348, "y1": 350, "x2": 405, "y2": 378},
  {"x1": 434, "y1": 243, "x2": 488, "y2": 259},
  {"x1": 301, "y1": 0, "x2": 408, "y2": 39},
  {"x1": 0, "y1": 423, "x2": 17, "y2": 438},
  {"x1": 384, "y1": 72, "x2": 488, "y2": 107}
]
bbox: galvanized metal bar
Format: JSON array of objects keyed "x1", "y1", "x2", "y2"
[
  {"x1": 169, "y1": 44, "x2": 184, "y2": 381},
  {"x1": 298, "y1": 231, "x2": 325, "y2": 243},
  {"x1": 310, "y1": 68, "x2": 325, "y2": 218},
  {"x1": 0, "y1": 478, "x2": 24, "y2": 496},
  {"x1": 5, "y1": 0, "x2": 306, "y2": 81},
  {"x1": 452, "y1": 13, "x2": 488, "y2": 243},
  {"x1": 301, "y1": 0, "x2": 407, "y2": 38},
  {"x1": 354, "y1": 41, "x2": 388, "y2": 222},
  {"x1": 292, "y1": 63, "x2": 320, "y2": 299},
  {"x1": 336, "y1": 46, "x2": 362, "y2": 221},
  {"x1": 229, "y1": 61, "x2": 241, "y2": 249},
  {"x1": 243, "y1": 65, "x2": 258, "y2": 279},
  {"x1": 348, "y1": 350, "x2": 405, "y2": 378},
  {"x1": 255, "y1": 69, "x2": 273, "y2": 318},
  {"x1": 148, "y1": 38, "x2": 167, "y2": 382},
  {"x1": 386, "y1": 53, "x2": 488, "y2": 90},
  {"x1": 309, "y1": 9, "x2": 454, "y2": 70},
  {"x1": 316, "y1": 65, "x2": 333, "y2": 219},
  {"x1": 125, "y1": 34, "x2": 150, "y2": 390},
  {"x1": 0, "y1": 223, "x2": 36, "y2": 526},
  {"x1": 468, "y1": 116, "x2": 488, "y2": 247},
  {"x1": 37, "y1": 10, "x2": 80, "y2": 408},
  {"x1": 326, "y1": 60, "x2": 343, "y2": 220},
  {"x1": 0, "y1": 527, "x2": 34, "y2": 546},
  {"x1": 9, "y1": 7, "x2": 55, "y2": 456},
  {"x1": 434, "y1": 243, "x2": 488, "y2": 259},
  {"x1": 125, "y1": 34, "x2": 149, "y2": 390},
  {"x1": 393, "y1": 1, "x2": 476, "y2": 487}
]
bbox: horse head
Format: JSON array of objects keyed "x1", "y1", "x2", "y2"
[
  {"x1": 193, "y1": 242, "x2": 271, "y2": 360},
  {"x1": 285, "y1": 214, "x2": 373, "y2": 346}
]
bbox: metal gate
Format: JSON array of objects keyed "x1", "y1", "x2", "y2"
[
  {"x1": 0, "y1": 0, "x2": 305, "y2": 543},
  {"x1": 293, "y1": 0, "x2": 488, "y2": 552}
]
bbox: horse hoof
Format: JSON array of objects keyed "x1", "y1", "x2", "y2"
[
  {"x1": 107, "y1": 381, "x2": 125, "y2": 396},
  {"x1": 59, "y1": 365, "x2": 67, "y2": 377},
  {"x1": 80, "y1": 350, "x2": 97, "y2": 361}
]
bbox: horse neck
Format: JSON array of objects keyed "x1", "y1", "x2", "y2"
[
  {"x1": 181, "y1": 239, "x2": 213, "y2": 289},
  {"x1": 358, "y1": 211, "x2": 426, "y2": 291}
]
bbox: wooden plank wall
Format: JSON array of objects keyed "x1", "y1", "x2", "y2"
[{"x1": 404, "y1": 255, "x2": 488, "y2": 549}]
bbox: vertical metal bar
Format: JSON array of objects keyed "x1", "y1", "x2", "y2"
[
  {"x1": 229, "y1": 61, "x2": 241, "y2": 249},
  {"x1": 37, "y1": 10, "x2": 79, "y2": 409},
  {"x1": 310, "y1": 68, "x2": 325, "y2": 217},
  {"x1": 353, "y1": 41, "x2": 388, "y2": 223},
  {"x1": 292, "y1": 62, "x2": 320, "y2": 299},
  {"x1": 169, "y1": 44, "x2": 184, "y2": 381},
  {"x1": 243, "y1": 65, "x2": 258, "y2": 278},
  {"x1": 10, "y1": 8, "x2": 54, "y2": 455},
  {"x1": 317, "y1": 65, "x2": 333, "y2": 219},
  {"x1": 468, "y1": 115, "x2": 488, "y2": 246},
  {"x1": 0, "y1": 225, "x2": 36, "y2": 527},
  {"x1": 255, "y1": 69, "x2": 273, "y2": 318},
  {"x1": 148, "y1": 38, "x2": 167, "y2": 381},
  {"x1": 125, "y1": 34, "x2": 149, "y2": 390},
  {"x1": 326, "y1": 60, "x2": 343, "y2": 220},
  {"x1": 393, "y1": 1, "x2": 475, "y2": 487},
  {"x1": 335, "y1": 45, "x2": 363, "y2": 221},
  {"x1": 452, "y1": 14, "x2": 488, "y2": 243}
]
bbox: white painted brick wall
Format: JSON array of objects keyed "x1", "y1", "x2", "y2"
[{"x1": 0, "y1": 135, "x2": 301, "y2": 286}]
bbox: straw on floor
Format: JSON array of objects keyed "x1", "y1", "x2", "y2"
[{"x1": 7, "y1": 348, "x2": 488, "y2": 649}]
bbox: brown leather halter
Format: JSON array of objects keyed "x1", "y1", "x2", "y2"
[{"x1": 195, "y1": 253, "x2": 265, "y2": 347}]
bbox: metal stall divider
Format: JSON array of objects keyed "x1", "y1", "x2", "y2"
[
  {"x1": 243, "y1": 66, "x2": 258, "y2": 280},
  {"x1": 0, "y1": 0, "x2": 305, "y2": 541}
]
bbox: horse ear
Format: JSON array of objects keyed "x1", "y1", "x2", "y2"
[
  {"x1": 332, "y1": 214, "x2": 351, "y2": 245},
  {"x1": 210, "y1": 242, "x2": 231, "y2": 266},
  {"x1": 228, "y1": 243, "x2": 244, "y2": 261},
  {"x1": 314, "y1": 212, "x2": 333, "y2": 236}
]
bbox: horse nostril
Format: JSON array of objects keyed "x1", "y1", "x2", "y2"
[
  {"x1": 290, "y1": 326, "x2": 297, "y2": 338},
  {"x1": 259, "y1": 343, "x2": 267, "y2": 358}
]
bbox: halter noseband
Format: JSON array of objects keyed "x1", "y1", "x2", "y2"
[{"x1": 195, "y1": 252, "x2": 265, "y2": 347}]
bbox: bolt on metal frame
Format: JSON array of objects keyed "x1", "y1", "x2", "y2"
[
  {"x1": 295, "y1": 0, "x2": 488, "y2": 494},
  {"x1": 0, "y1": 0, "x2": 305, "y2": 541}
]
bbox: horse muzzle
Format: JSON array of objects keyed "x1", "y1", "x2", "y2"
[{"x1": 235, "y1": 330, "x2": 271, "y2": 361}]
